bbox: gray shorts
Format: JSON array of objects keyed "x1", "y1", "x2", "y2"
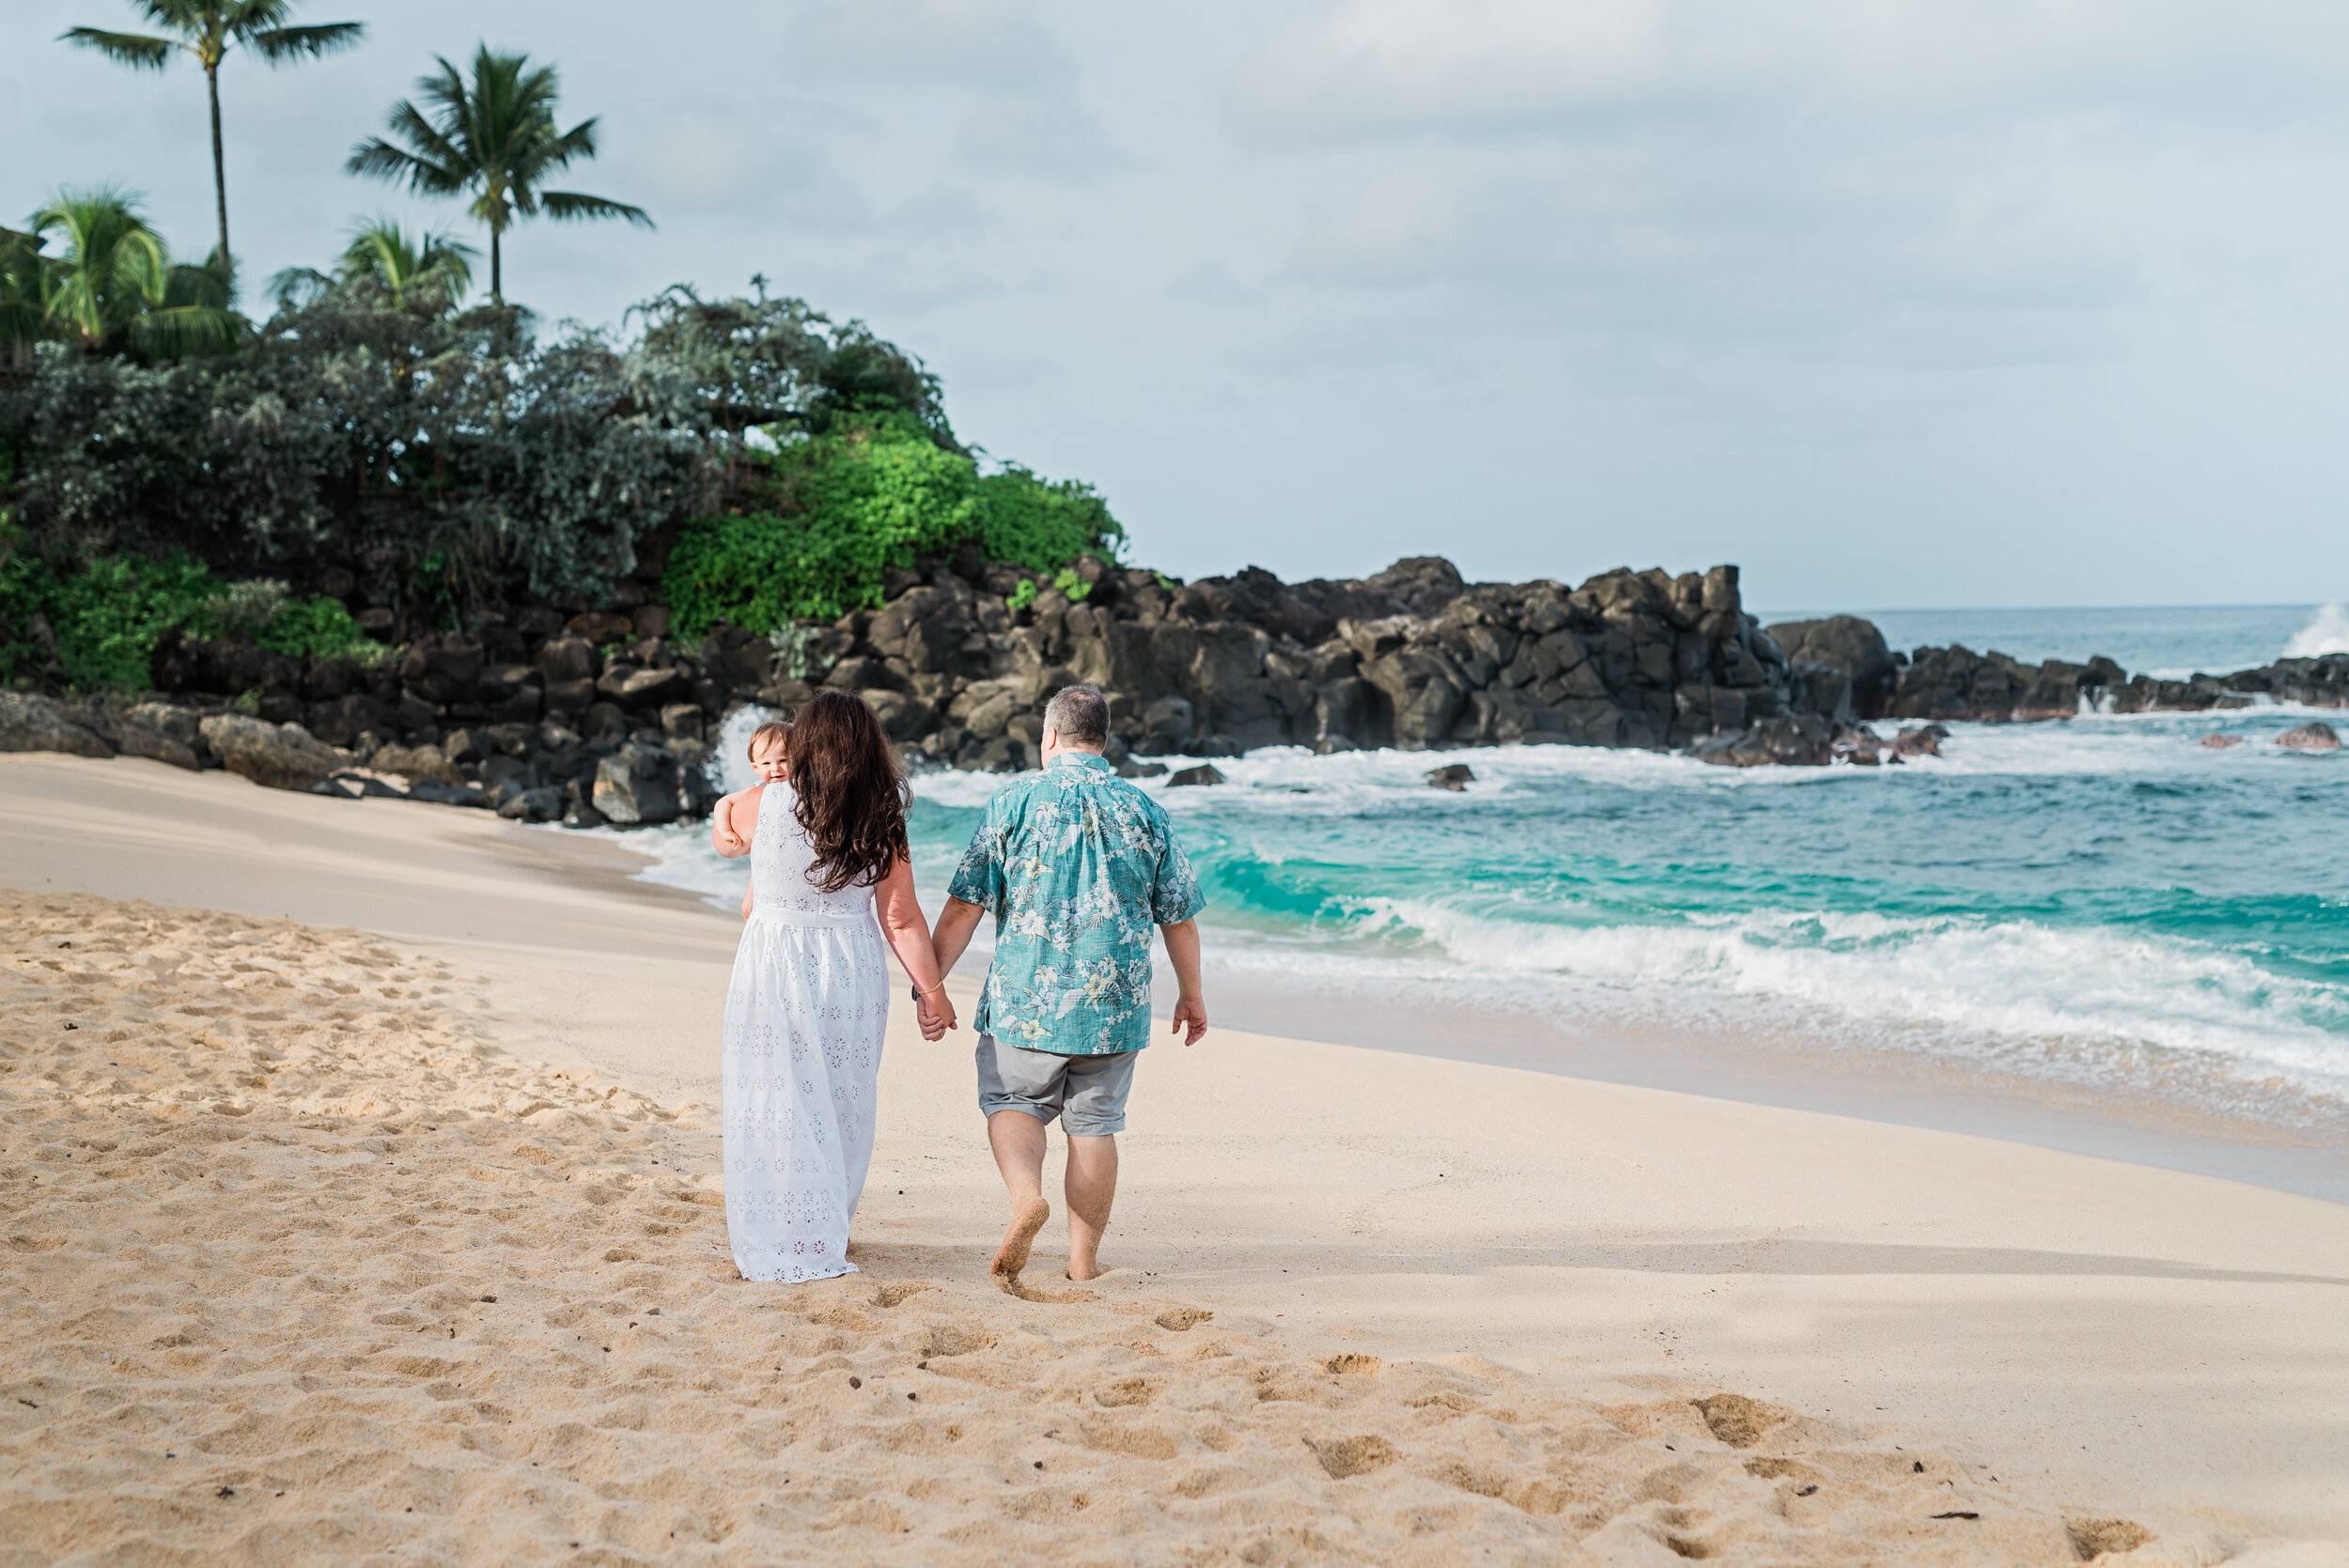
[{"x1": 975, "y1": 1035, "x2": 1138, "y2": 1136}]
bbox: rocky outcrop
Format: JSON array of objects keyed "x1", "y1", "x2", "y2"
[{"x1": 16, "y1": 554, "x2": 2349, "y2": 800}]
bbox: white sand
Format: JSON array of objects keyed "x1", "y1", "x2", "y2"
[{"x1": 4, "y1": 752, "x2": 2346, "y2": 1562}]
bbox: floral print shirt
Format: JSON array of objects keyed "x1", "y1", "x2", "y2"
[{"x1": 947, "y1": 751, "x2": 1206, "y2": 1055}]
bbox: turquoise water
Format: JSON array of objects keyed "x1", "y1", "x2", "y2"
[{"x1": 618, "y1": 604, "x2": 2349, "y2": 1130}]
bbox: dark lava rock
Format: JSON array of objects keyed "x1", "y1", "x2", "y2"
[
  {"x1": 1166, "y1": 764, "x2": 1227, "y2": 787},
  {"x1": 1688, "y1": 715, "x2": 1832, "y2": 768},
  {"x1": 1425, "y1": 764, "x2": 1475, "y2": 791}
]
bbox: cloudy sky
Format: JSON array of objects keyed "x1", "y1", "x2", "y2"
[{"x1": 8, "y1": 0, "x2": 2348, "y2": 611}]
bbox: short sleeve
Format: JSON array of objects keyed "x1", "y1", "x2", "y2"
[
  {"x1": 947, "y1": 802, "x2": 1008, "y2": 912},
  {"x1": 1149, "y1": 821, "x2": 1206, "y2": 925}
]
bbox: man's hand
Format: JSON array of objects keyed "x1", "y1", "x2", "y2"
[{"x1": 1159, "y1": 919, "x2": 1207, "y2": 1045}]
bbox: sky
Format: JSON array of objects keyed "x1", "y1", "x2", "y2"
[{"x1": 7, "y1": 0, "x2": 2349, "y2": 612}]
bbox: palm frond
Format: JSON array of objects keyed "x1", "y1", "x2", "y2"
[
  {"x1": 57, "y1": 26, "x2": 177, "y2": 69},
  {"x1": 267, "y1": 264, "x2": 333, "y2": 312},
  {"x1": 538, "y1": 192, "x2": 654, "y2": 228},
  {"x1": 249, "y1": 21, "x2": 366, "y2": 62},
  {"x1": 347, "y1": 135, "x2": 467, "y2": 196}
]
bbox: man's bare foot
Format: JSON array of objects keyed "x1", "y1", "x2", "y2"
[
  {"x1": 1067, "y1": 1259, "x2": 1102, "y2": 1282},
  {"x1": 990, "y1": 1197, "x2": 1050, "y2": 1278}
]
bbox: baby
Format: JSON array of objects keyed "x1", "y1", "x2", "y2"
[{"x1": 710, "y1": 720, "x2": 789, "y2": 920}]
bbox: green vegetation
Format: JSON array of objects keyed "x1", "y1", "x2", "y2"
[
  {"x1": 20, "y1": 188, "x2": 238, "y2": 358},
  {"x1": 661, "y1": 416, "x2": 1123, "y2": 634},
  {"x1": 3, "y1": 23, "x2": 1136, "y2": 699},
  {"x1": 348, "y1": 47, "x2": 652, "y2": 306},
  {"x1": 62, "y1": 0, "x2": 366, "y2": 267},
  {"x1": 268, "y1": 217, "x2": 475, "y2": 311},
  {"x1": 0, "y1": 535, "x2": 381, "y2": 691}
]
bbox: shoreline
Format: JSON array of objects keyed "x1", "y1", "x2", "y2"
[{"x1": 8, "y1": 753, "x2": 2349, "y2": 1548}]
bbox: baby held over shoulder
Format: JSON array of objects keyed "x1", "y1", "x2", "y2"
[{"x1": 714, "y1": 719, "x2": 792, "y2": 918}]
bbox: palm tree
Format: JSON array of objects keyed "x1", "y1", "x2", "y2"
[
  {"x1": 60, "y1": 2, "x2": 366, "y2": 271},
  {"x1": 348, "y1": 46, "x2": 653, "y2": 308},
  {"x1": 268, "y1": 216, "x2": 476, "y2": 312},
  {"x1": 28, "y1": 186, "x2": 241, "y2": 358},
  {"x1": 1, "y1": 225, "x2": 47, "y2": 367}
]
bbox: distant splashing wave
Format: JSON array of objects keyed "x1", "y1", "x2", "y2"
[{"x1": 2284, "y1": 603, "x2": 2349, "y2": 659}]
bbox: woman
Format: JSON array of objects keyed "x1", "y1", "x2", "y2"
[{"x1": 710, "y1": 691, "x2": 954, "y2": 1282}]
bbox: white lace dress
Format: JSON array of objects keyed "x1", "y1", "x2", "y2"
[{"x1": 721, "y1": 783, "x2": 892, "y2": 1282}]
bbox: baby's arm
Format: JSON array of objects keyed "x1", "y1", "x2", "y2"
[{"x1": 709, "y1": 784, "x2": 763, "y2": 858}]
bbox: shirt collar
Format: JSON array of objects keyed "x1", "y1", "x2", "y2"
[{"x1": 1049, "y1": 750, "x2": 1114, "y2": 774}]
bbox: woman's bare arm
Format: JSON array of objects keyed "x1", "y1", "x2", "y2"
[{"x1": 874, "y1": 857, "x2": 955, "y2": 1033}]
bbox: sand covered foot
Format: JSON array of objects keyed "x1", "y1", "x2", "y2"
[{"x1": 990, "y1": 1196, "x2": 1050, "y2": 1280}]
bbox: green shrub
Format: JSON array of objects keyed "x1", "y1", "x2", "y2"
[
  {"x1": 0, "y1": 532, "x2": 387, "y2": 691},
  {"x1": 661, "y1": 417, "x2": 1123, "y2": 635},
  {"x1": 249, "y1": 593, "x2": 388, "y2": 664}
]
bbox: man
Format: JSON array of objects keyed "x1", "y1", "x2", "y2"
[{"x1": 926, "y1": 684, "x2": 1206, "y2": 1283}]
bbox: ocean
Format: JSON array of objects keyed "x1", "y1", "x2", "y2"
[{"x1": 590, "y1": 601, "x2": 2349, "y2": 1192}]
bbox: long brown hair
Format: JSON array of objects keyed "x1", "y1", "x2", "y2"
[{"x1": 785, "y1": 691, "x2": 910, "y2": 893}]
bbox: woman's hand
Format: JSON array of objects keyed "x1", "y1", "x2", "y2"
[{"x1": 916, "y1": 989, "x2": 957, "y2": 1040}]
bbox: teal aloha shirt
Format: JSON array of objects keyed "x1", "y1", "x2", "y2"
[{"x1": 947, "y1": 751, "x2": 1206, "y2": 1055}]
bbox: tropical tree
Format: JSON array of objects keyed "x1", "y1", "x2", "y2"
[
  {"x1": 268, "y1": 217, "x2": 476, "y2": 313},
  {"x1": 26, "y1": 187, "x2": 241, "y2": 358},
  {"x1": 1, "y1": 225, "x2": 47, "y2": 367},
  {"x1": 348, "y1": 46, "x2": 653, "y2": 308},
  {"x1": 60, "y1": 2, "x2": 366, "y2": 270}
]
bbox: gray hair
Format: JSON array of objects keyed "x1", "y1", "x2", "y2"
[{"x1": 1042, "y1": 684, "x2": 1111, "y2": 749}]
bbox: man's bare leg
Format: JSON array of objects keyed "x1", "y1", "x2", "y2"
[
  {"x1": 1064, "y1": 1133, "x2": 1119, "y2": 1281},
  {"x1": 987, "y1": 1110, "x2": 1051, "y2": 1277}
]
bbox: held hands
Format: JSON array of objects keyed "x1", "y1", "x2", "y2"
[
  {"x1": 1170, "y1": 994, "x2": 1208, "y2": 1046},
  {"x1": 915, "y1": 987, "x2": 957, "y2": 1042}
]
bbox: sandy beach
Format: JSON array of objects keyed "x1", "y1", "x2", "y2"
[{"x1": 5, "y1": 752, "x2": 2346, "y2": 1564}]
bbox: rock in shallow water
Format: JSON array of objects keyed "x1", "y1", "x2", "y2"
[
  {"x1": 2199, "y1": 733, "x2": 2245, "y2": 749},
  {"x1": 2277, "y1": 722, "x2": 2341, "y2": 752},
  {"x1": 1425, "y1": 764, "x2": 1475, "y2": 791},
  {"x1": 1166, "y1": 764, "x2": 1226, "y2": 788}
]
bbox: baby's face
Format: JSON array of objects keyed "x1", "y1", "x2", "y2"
[{"x1": 751, "y1": 740, "x2": 790, "y2": 783}]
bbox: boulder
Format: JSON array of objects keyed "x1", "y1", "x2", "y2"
[
  {"x1": 1892, "y1": 724, "x2": 1949, "y2": 758},
  {"x1": 398, "y1": 635, "x2": 483, "y2": 706},
  {"x1": 498, "y1": 786, "x2": 565, "y2": 822},
  {"x1": 598, "y1": 664, "x2": 690, "y2": 710},
  {"x1": 0, "y1": 691, "x2": 114, "y2": 758},
  {"x1": 1766, "y1": 617, "x2": 1895, "y2": 719},
  {"x1": 98, "y1": 712, "x2": 201, "y2": 770},
  {"x1": 197, "y1": 715, "x2": 343, "y2": 791},
  {"x1": 563, "y1": 800, "x2": 610, "y2": 830},
  {"x1": 306, "y1": 692, "x2": 394, "y2": 749},
  {"x1": 1167, "y1": 764, "x2": 1226, "y2": 787},
  {"x1": 1688, "y1": 715, "x2": 1833, "y2": 768},
  {"x1": 1137, "y1": 695, "x2": 1196, "y2": 754},
  {"x1": 369, "y1": 742, "x2": 462, "y2": 784},
  {"x1": 2277, "y1": 722, "x2": 2341, "y2": 752},
  {"x1": 2199, "y1": 733, "x2": 2245, "y2": 749},
  {"x1": 863, "y1": 690, "x2": 937, "y2": 742},
  {"x1": 1425, "y1": 764, "x2": 1474, "y2": 791},
  {"x1": 594, "y1": 745, "x2": 686, "y2": 825},
  {"x1": 310, "y1": 768, "x2": 412, "y2": 800}
]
